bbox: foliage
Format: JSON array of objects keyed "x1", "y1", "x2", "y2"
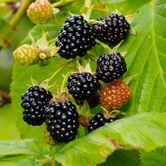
[{"x1": 0, "y1": 0, "x2": 166, "y2": 165}]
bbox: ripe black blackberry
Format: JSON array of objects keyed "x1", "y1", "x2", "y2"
[
  {"x1": 21, "y1": 86, "x2": 52, "y2": 126},
  {"x1": 87, "y1": 92, "x2": 100, "y2": 108},
  {"x1": 67, "y1": 73, "x2": 100, "y2": 101},
  {"x1": 44, "y1": 101, "x2": 79, "y2": 142},
  {"x1": 55, "y1": 15, "x2": 96, "y2": 59},
  {"x1": 93, "y1": 14, "x2": 130, "y2": 44},
  {"x1": 88, "y1": 113, "x2": 119, "y2": 133},
  {"x1": 96, "y1": 53, "x2": 127, "y2": 83}
]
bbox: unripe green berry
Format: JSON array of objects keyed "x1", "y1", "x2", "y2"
[
  {"x1": 13, "y1": 44, "x2": 38, "y2": 66},
  {"x1": 27, "y1": 0, "x2": 53, "y2": 24}
]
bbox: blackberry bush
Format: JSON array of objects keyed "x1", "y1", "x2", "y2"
[
  {"x1": 88, "y1": 113, "x2": 119, "y2": 133},
  {"x1": 67, "y1": 73, "x2": 100, "y2": 100},
  {"x1": 96, "y1": 52, "x2": 127, "y2": 83},
  {"x1": 44, "y1": 101, "x2": 79, "y2": 142},
  {"x1": 93, "y1": 14, "x2": 130, "y2": 44},
  {"x1": 21, "y1": 86, "x2": 52, "y2": 126},
  {"x1": 55, "y1": 15, "x2": 96, "y2": 59}
]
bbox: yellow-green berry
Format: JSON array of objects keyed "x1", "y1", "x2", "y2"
[
  {"x1": 13, "y1": 44, "x2": 38, "y2": 66},
  {"x1": 27, "y1": 0, "x2": 53, "y2": 24}
]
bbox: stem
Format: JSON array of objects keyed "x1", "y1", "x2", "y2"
[
  {"x1": 48, "y1": 37, "x2": 58, "y2": 44},
  {"x1": 10, "y1": 0, "x2": 33, "y2": 28},
  {"x1": 84, "y1": 0, "x2": 91, "y2": 8},
  {"x1": 95, "y1": 39, "x2": 112, "y2": 54},
  {"x1": 51, "y1": 0, "x2": 75, "y2": 8},
  {"x1": 93, "y1": 8, "x2": 110, "y2": 12},
  {"x1": 61, "y1": 71, "x2": 71, "y2": 93},
  {"x1": 48, "y1": 66, "x2": 64, "y2": 83}
]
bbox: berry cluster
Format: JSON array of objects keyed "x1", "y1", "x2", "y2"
[
  {"x1": 88, "y1": 113, "x2": 119, "y2": 133},
  {"x1": 21, "y1": 86, "x2": 52, "y2": 126},
  {"x1": 93, "y1": 14, "x2": 130, "y2": 44},
  {"x1": 55, "y1": 15, "x2": 96, "y2": 59},
  {"x1": 18, "y1": 8, "x2": 134, "y2": 144},
  {"x1": 96, "y1": 53, "x2": 127, "y2": 83},
  {"x1": 44, "y1": 101, "x2": 79, "y2": 142},
  {"x1": 67, "y1": 72, "x2": 100, "y2": 100}
]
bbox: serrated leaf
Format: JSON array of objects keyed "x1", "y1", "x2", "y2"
[
  {"x1": 103, "y1": 0, "x2": 152, "y2": 15},
  {"x1": 0, "y1": 140, "x2": 50, "y2": 156},
  {"x1": 99, "y1": 149, "x2": 141, "y2": 166},
  {"x1": 53, "y1": 113, "x2": 166, "y2": 166},
  {"x1": 0, "y1": 155, "x2": 42, "y2": 166},
  {"x1": 139, "y1": 149, "x2": 166, "y2": 166},
  {"x1": 114, "y1": 0, "x2": 166, "y2": 116}
]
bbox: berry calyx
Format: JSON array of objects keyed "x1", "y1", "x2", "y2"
[
  {"x1": 21, "y1": 86, "x2": 52, "y2": 126},
  {"x1": 55, "y1": 15, "x2": 96, "y2": 59},
  {"x1": 96, "y1": 52, "x2": 127, "y2": 83},
  {"x1": 67, "y1": 72, "x2": 100, "y2": 101},
  {"x1": 27, "y1": 0, "x2": 53, "y2": 24},
  {"x1": 13, "y1": 44, "x2": 38, "y2": 66},
  {"x1": 44, "y1": 101, "x2": 79, "y2": 142},
  {"x1": 44, "y1": 123, "x2": 57, "y2": 146},
  {"x1": 100, "y1": 79, "x2": 132, "y2": 110},
  {"x1": 93, "y1": 14, "x2": 130, "y2": 44}
]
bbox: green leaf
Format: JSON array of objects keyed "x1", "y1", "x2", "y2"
[
  {"x1": 139, "y1": 149, "x2": 166, "y2": 166},
  {"x1": 0, "y1": 155, "x2": 42, "y2": 166},
  {"x1": 0, "y1": 140, "x2": 50, "y2": 156},
  {"x1": 98, "y1": 149, "x2": 141, "y2": 166},
  {"x1": 115, "y1": 0, "x2": 166, "y2": 116},
  {"x1": 102, "y1": 0, "x2": 152, "y2": 15},
  {"x1": 0, "y1": 103, "x2": 20, "y2": 140},
  {"x1": 53, "y1": 113, "x2": 166, "y2": 166}
]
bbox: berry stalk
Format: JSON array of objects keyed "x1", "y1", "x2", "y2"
[
  {"x1": 61, "y1": 72, "x2": 71, "y2": 93},
  {"x1": 95, "y1": 39, "x2": 112, "y2": 53},
  {"x1": 51, "y1": 0, "x2": 75, "y2": 8},
  {"x1": 48, "y1": 66, "x2": 64, "y2": 83},
  {"x1": 10, "y1": 0, "x2": 33, "y2": 28}
]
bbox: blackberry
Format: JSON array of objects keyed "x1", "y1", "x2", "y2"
[
  {"x1": 96, "y1": 53, "x2": 127, "y2": 83},
  {"x1": 21, "y1": 86, "x2": 52, "y2": 126},
  {"x1": 88, "y1": 113, "x2": 119, "y2": 133},
  {"x1": 87, "y1": 92, "x2": 100, "y2": 108},
  {"x1": 44, "y1": 101, "x2": 79, "y2": 142},
  {"x1": 93, "y1": 14, "x2": 130, "y2": 44},
  {"x1": 55, "y1": 15, "x2": 96, "y2": 59},
  {"x1": 67, "y1": 73, "x2": 100, "y2": 100}
]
